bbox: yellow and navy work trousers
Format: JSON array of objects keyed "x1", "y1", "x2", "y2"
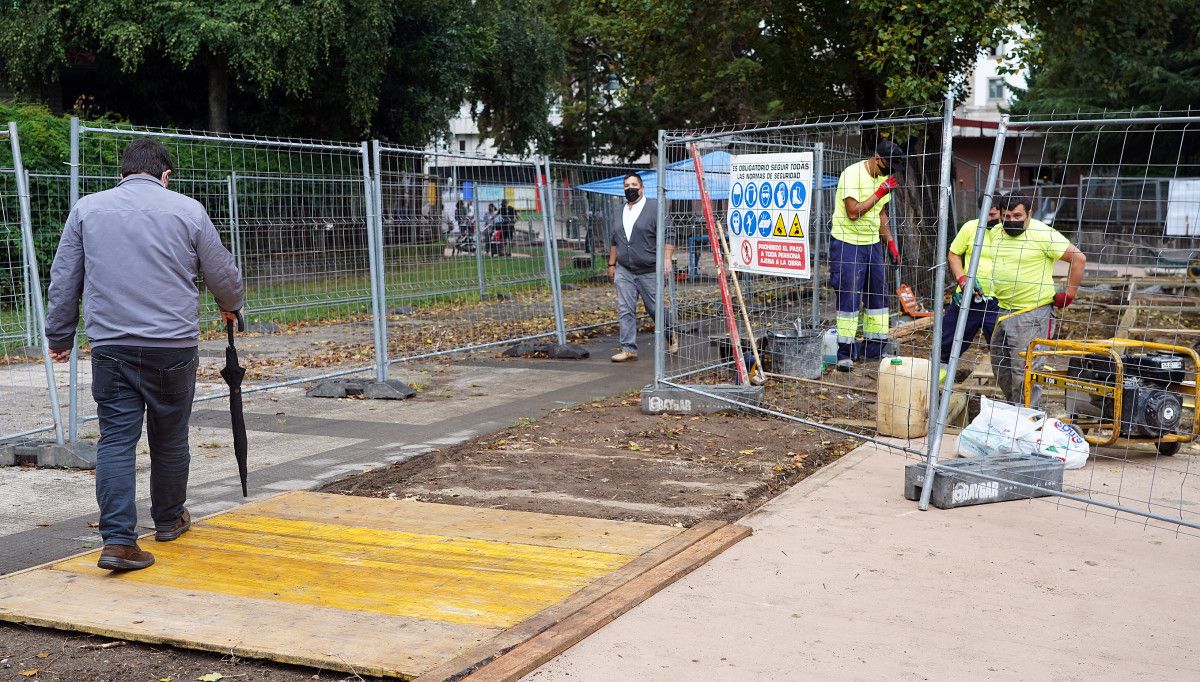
[{"x1": 829, "y1": 237, "x2": 889, "y2": 361}]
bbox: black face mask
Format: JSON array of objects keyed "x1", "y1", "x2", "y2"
[
  {"x1": 624, "y1": 187, "x2": 641, "y2": 203},
  {"x1": 986, "y1": 218, "x2": 1001, "y2": 228},
  {"x1": 1003, "y1": 220, "x2": 1026, "y2": 237}
]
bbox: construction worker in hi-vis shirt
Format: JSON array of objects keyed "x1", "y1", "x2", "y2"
[{"x1": 828, "y1": 139, "x2": 906, "y2": 371}]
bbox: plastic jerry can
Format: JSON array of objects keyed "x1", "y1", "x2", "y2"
[{"x1": 876, "y1": 356, "x2": 931, "y2": 438}]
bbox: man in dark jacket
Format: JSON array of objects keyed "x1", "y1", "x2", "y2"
[
  {"x1": 607, "y1": 173, "x2": 676, "y2": 362},
  {"x1": 45, "y1": 138, "x2": 244, "y2": 571}
]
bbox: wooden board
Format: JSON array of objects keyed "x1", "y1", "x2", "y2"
[
  {"x1": 460, "y1": 524, "x2": 753, "y2": 682},
  {"x1": 0, "y1": 492, "x2": 747, "y2": 680}
]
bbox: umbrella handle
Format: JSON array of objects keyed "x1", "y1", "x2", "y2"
[{"x1": 226, "y1": 311, "x2": 245, "y2": 345}]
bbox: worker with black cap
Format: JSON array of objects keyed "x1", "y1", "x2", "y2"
[{"x1": 828, "y1": 138, "x2": 906, "y2": 371}]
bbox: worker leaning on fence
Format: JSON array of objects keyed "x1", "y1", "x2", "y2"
[
  {"x1": 829, "y1": 140, "x2": 906, "y2": 371},
  {"x1": 939, "y1": 204, "x2": 1003, "y2": 381},
  {"x1": 961, "y1": 193, "x2": 1086, "y2": 407},
  {"x1": 45, "y1": 139, "x2": 244, "y2": 572}
]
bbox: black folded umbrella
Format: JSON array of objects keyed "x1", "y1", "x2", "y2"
[{"x1": 219, "y1": 314, "x2": 248, "y2": 497}]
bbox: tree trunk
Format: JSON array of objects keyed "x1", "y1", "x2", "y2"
[{"x1": 208, "y1": 56, "x2": 230, "y2": 133}]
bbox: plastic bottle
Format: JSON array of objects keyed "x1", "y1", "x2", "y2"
[{"x1": 822, "y1": 328, "x2": 838, "y2": 367}]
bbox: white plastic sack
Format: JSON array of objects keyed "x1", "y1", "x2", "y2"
[
  {"x1": 958, "y1": 395, "x2": 1046, "y2": 458},
  {"x1": 1037, "y1": 418, "x2": 1090, "y2": 469}
]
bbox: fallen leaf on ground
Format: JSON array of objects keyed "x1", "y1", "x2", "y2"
[
  {"x1": 197, "y1": 674, "x2": 225, "y2": 682},
  {"x1": 35, "y1": 652, "x2": 49, "y2": 658},
  {"x1": 18, "y1": 670, "x2": 38, "y2": 678}
]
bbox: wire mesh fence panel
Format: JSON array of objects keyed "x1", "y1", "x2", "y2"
[
  {"x1": 1, "y1": 125, "x2": 62, "y2": 444},
  {"x1": 545, "y1": 159, "x2": 652, "y2": 340},
  {"x1": 375, "y1": 146, "x2": 562, "y2": 361},
  {"x1": 931, "y1": 112, "x2": 1200, "y2": 534},
  {"x1": 656, "y1": 106, "x2": 951, "y2": 454},
  {"x1": 61, "y1": 125, "x2": 378, "y2": 437}
]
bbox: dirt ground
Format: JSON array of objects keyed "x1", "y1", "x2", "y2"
[{"x1": 320, "y1": 392, "x2": 858, "y2": 526}]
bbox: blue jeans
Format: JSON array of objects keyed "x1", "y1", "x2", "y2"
[
  {"x1": 615, "y1": 264, "x2": 672, "y2": 353},
  {"x1": 92, "y1": 345, "x2": 199, "y2": 546}
]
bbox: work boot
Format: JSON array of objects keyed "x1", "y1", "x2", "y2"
[
  {"x1": 611, "y1": 350, "x2": 639, "y2": 362},
  {"x1": 836, "y1": 358, "x2": 854, "y2": 372},
  {"x1": 97, "y1": 543, "x2": 155, "y2": 571},
  {"x1": 155, "y1": 507, "x2": 191, "y2": 542},
  {"x1": 667, "y1": 335, "x2": 680, "y2": 354}
]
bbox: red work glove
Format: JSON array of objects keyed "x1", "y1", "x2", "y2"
[
  {"x1": 1053, "y1": 291, "x2": 1075, "y2": 308},
  {"x1": 872, "y1": 175, "x2": 899, "y2": 200},
  {"x1": 886, "y1": 239, "x2": 901, "y2": 264},
  {"x1": 957, "y1": 275, "x2": 969, "y2": 289}
]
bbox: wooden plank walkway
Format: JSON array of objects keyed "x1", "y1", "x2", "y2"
[{"x1": 0, "y1": 491, "x2": 746, "y2": 679}]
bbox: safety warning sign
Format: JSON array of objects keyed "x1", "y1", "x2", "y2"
[{"x1": 727, "y1": 152, "x2": 813, "y2": 278}]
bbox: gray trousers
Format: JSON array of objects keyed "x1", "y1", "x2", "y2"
[
  {"x1": 615, "y1": 264, "x2": 672, "y2": 353},
  {"x1": 990, "y1": 304, "x2": 1054, "y2": 407}
]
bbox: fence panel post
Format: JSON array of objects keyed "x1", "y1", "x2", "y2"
[
  {"x1": 9, "y1": 122, "x2": 65, "y2": 444},
  {"x1": 365, "y1": 141, "x2": 388, "y2": 383},
  {"x1": 542, "y1": 158, "x2": 568, "y2": 345},
  {"x1": 810, "y1": 142, "x2": 824, "y2": 330},
  {"x1": 227, "y1": 171, "x2": 245, "y2": 275},
  {"x1": 653, "y1": 130, "x2": 669, "y2": 387},
  {"x1": 67, "y1": 117, "x2": 80, "y2": 443},
  {"x1": 919, "y1": 115, "x2": 1009, "y2": 511},
  {"x1": 928, "y1": 89, "x2": 956, "y2": 406}
]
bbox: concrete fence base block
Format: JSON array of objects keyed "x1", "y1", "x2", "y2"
[
  {"x1": 307, "y1": 378, "x2": 416, "y2": 400},
  {"x1": 640, "y1": 384, "x2": 765, "y2": 415},
  {"x1": 501, "y1": 342, "x2": 590, "y2": 360},
  {"x1": 0, "y1": 441, "x2": 98, "y2": 469},
  {"x1": 903, "y1": 455, "x2": 1064, "y2": 509}
]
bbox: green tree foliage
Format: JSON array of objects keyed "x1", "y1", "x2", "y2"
[
  {"x1": 1011, "y1": 0, "x2": 1200, "y2": 166},
  {"x1": 0, "y1": 0, "x2": 562, "y2": 148},
  {"x1": 547, "y1": 0, "x2": 1027, "y2": 161}
]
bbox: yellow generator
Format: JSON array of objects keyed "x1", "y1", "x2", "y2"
[{"x1": 1025, "y1": 339, "x2": 1199, "y2": 457}]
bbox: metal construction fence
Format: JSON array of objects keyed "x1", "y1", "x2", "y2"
[
  {"x1": 0, "y1": 119, "x2": 636, "y2": 447},
  {"x1": 5, "y1": 106, "x2": 1200, "y2": 536},
  {"x1": 651, "y1": 102, "x2": 1200, "y2": 535}
]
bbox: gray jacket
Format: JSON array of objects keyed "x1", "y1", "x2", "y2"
[
  {"x1": 45, "y1": 175, "x2": 244, "y2": 350},
  {"x1": 609, "y1": 199, "x2": 674, "y2": 275}
]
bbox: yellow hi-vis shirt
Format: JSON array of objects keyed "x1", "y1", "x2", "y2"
[
  {"x1": 831, "y1": 160, "x2": 890, "y2": 245},
  {"x1": 950, "y1": 218, "x2": 1070, "y2": 310}
]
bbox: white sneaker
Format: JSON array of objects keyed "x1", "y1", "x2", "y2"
[
  {"x1": 611, "y1": 350, "x2": 639, "y2": 362},
  {"x1": 667, "y1": 335, "x2": 679, "y2": 353}
]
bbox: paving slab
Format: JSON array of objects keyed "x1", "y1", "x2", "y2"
[{"x1": 524, "y1": 443, "x2": 1200, "y2": 681}]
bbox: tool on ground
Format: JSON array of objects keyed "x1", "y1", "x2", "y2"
[
  {"x1": 889, "y1": 227, "x2": 932, "y2": 318},
  {"x1": 689, "y1": 143, "x2": 764, "y2": 385},
  {"x1": 1025, "y1": 338, "x2": 1198, "y2": 457},
  {"x1": 219, "y1": 311, "x2": 249, "y2": 496}
]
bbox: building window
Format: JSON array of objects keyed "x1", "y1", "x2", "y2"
[
  {"x1": 987, "y1": 78, "x2": 1006, "y2": 101},
  {"x1": 459, "y1": 139, "x2": 467, "y2": 153},
  {"x1": 993, "y1": 41, "x2": 1005, "y2": 58}
]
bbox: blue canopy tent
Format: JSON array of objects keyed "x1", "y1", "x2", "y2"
[{"x1": 575, "y1": 150, "x2": 838, "y2": 199}]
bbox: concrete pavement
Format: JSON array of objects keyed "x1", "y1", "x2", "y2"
[
  {"x1": 525, "y1": 443, "x2": 1200, "y2": 681},
  {"x1": 0, "y1": 333, "x2": 654, "y2": 574}
]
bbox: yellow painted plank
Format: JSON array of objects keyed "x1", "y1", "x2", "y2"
[
  {"x1": 0, "y1": 568, "x2": 497, "y2": 679},
  {"x1": 201, "y1": 513, "x2": 635, "y2": 578},
  {"x1": 248, "y1": 492, "x2": 681, "y2": 555},
  {"x1": 53, "y1": 518, "x2": 632, "y2": 628}
]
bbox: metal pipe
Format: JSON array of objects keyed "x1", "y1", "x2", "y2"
[
  {"x1": 919, "y1": 116, "x2": 1010, "y2": 511},
  {"x1": 362, "y1": 141, "x2": 387, "y2": 383},
  {"x1": 929, "y1": 89, "x2": 956, "y2": 409},
  {"x1": 227, "y1": 172, "x2": 244, "y2": 275},
  {"x1": 10, "y1": 122, "x2": 66, "y2": 445},
  {"x1": 473, "y1": 191, "x2": 486, "y2": 299},
  {"x1": 77, "y1": 125, "x2": 362, "y2": 152},
  {"x1": 811, "y1": 143, "x2": 825, "y2": 330},
  {"x1": 542, "y1": 157, "x2": 568, "y2": 345},
  {"x1": 653, "y1": 130, "x2": 668, "y2": 387},
  {"x1": 67, "y1": 117, "x2": 80, "y2": 443},
  {"x1": 668, "y1": 115, "x2": 944, "y2": 144}
]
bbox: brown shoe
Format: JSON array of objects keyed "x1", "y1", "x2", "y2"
[
  {"x1": 97, "y1": 543, "x2": 155, "y2": 571},
  {"x1": 155, "y1": 508, "x2": 191, "y2": 542},
  {"x1": 667, "y1": 335, "x2": 680, "y2": 354},
  {"x1": 611, "y1": 350, "x2": 639, "y2": 362}
]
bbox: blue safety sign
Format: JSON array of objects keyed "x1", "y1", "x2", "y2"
[
  {"x1": 731, "y1": 182, "x2": 744, "y2": 208},
  {"x1": 745, "y1": 182, "x2": 758, "y2": 208},
  {"x1": 758, "y1": 211, "x2": 771, "y2": 237},
  {"x1": 759, "y1": 182, "x2": 773, "y2": 208},
  {"x1": 790, "y1": 181, "x2": 807, "y2": 209},
  {"x1": 774, "y1": 182, "x2": 788, "y2": 209},
  {"x1": 729, "y1": 210, "x2": 742, "y2": 235}
]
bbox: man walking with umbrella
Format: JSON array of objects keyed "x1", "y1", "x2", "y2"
[{"x1": 46, "y1": 138, "x2": 244, "y2": 571}]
